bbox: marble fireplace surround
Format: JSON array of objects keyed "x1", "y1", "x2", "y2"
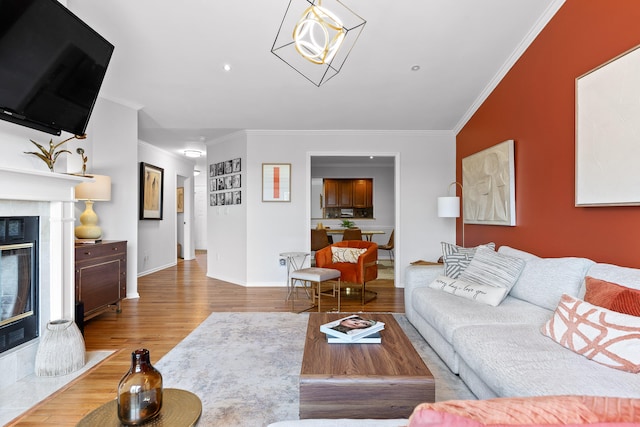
[{"x1": 0, "y1": 166, "x2": 90, "y2": 388}]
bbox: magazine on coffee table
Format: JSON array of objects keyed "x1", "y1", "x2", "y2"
[
  {"x1": 320, "y1": 315, "x2": 385, "y2": 342},
  {"x1": 327, "y1": 331, "x2": 381, "y2": 344}
]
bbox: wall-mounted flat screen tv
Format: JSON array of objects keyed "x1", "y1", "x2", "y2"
[{"x1": 0, "y1": 0, "x2": 114, "y2": 136}]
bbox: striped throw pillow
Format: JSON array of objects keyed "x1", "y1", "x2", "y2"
[
  {"x1": 441, "y1": 242, "x2": 496, "y2": 279},
  {"x1": 541, "y1": 294, "x2": 640, "y2": 373},
  {"x1": 458, "y1": 245, "x2": 525, "y2": 291}
]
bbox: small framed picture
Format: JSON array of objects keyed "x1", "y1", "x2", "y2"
[
  {"x1": 232, "y1": 158, "x2": 241, "y2": 172},
  {"x1": 262, "y1": 163, "x2": 291, "y2": 202},
  {"x1": 176, "y1": 187, "x2": 184, "y2": 213}
]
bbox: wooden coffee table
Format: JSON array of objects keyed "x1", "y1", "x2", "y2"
[{"x1": 299, "y1": 313, "x2": 435, "y2": 419}]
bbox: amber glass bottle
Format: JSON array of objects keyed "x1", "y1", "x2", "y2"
[{"x1": 117, "y1": 348, "x2": 163, "y2": 425}]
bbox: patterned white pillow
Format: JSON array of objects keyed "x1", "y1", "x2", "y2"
[
  {"x1": 541, "y1": 294, "x2": 640, "y2": 373},
  {"x1": 331, "y1": 247, "x2": 366, "y2": 264},
  {"x1": 458, "y1": 245, "x2": 525, "y2": 291},
  {"x1": 441, "y1": 242, "x2": 496, "y2": 279},
  {"x1": 428, "y1": 275, "x2": 508, "y2": 306}
]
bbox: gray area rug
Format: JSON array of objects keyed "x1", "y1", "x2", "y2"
[{"x1": 154, "y1": 312, "x2": 474, "y2": 427}]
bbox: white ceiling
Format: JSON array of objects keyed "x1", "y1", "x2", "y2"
[{"x1": 68, "y1": 0, "x2": 564, "y2": 159}]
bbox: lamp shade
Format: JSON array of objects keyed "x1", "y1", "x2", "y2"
[
  {"x1": 438, "y1": 196, "x2": 460, "y2": 218},
  {"x1": 74, "y1": 175, "x2": 111, "y2": 201}
]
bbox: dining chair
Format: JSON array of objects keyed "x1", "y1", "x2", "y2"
[
  {"x1": 342, "y1": 228, "x2": 362, "y2": 241},
  {"x1": 311, "y1": 229, "x2": 331, "y2": 252},
  {"x1": 379, "y1": 229, "x2": 394, "y2": 263}
]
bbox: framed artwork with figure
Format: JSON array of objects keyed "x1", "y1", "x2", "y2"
[
  {"x1": 140, "y1": 162, "x2": 164, "y2": 220},
  {"x1": 176, "y1": 187, "x2": 184, "y2": 213},
  {"x1": 462, "y1": 140, "x2": 516, "y2": 226}
]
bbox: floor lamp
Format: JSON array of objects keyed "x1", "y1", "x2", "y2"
[
  {"x1": 74, "y1": 175, "x2": 111, "y2": 240},
  {"x1": 437, "y1": 182, "x2": 464, "y2": 247}
]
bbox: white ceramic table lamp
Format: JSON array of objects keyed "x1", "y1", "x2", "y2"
[{"x1": 74, "y1": 175, "x2": 111, "y2": 239}]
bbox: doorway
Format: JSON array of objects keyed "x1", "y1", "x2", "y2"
[
  {"x1": 309, "y1": 154, "x2": 398, "y2": 284},
  {"x1": 177, "y1": 175, "x2": 186, "y2": 259}
]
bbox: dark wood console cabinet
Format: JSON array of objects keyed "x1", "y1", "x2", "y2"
[{"x1": 75, "y1": 240, "x2": 127, "y2": 321}]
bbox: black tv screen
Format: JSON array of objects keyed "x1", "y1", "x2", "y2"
[{"x1": 0, "y1": 0, "x2": 114, "y2": 136}]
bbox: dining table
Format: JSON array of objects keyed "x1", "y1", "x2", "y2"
[{"x1": 321, "y1": 229, "x2": 386, "y2": 242}]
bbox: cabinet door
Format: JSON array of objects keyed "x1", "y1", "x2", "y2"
[
  {"x1": 324, "y1": 179, "x2": 339, "y2": 207},
  {"x1": 76, "y1": 259, "x2": 123, "y2": 314},
  {"x1": 337, "y1": 180, "x2": 353, "y2": 207},
  {"x1": 353, "y1": 179, "x2": 372, "y2": 207}
]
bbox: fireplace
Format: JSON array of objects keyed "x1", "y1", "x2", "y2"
[
  {"x1": 0, "y1": 167, "x2": 86, "y2": 388},
  {"x1": 0, "y1": 216, "x2": 39, "y2": 354}
]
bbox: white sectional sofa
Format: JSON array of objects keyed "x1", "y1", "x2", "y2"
[
  {"x1": 404, "y1": 245, "x2": 640, "y2": 400},
  {"x1": 269, "y1": 244, "x2": 640, "y2": 426}
]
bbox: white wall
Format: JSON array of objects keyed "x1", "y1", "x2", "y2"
[
  {"x1": 81, "y1": 97, "x2": 140, "y2": 297},
  {"x1": 137, "y1": 141, "x2": 196, "y2": 275},
  {"x1": 206, "y1": 130, "x2": 457, "y2": 288},
  {"x1": 205, "y1": 132, "x2": 248, "y2": 284}
]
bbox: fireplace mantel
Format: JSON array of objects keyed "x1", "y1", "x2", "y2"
[{"x1": 0, "y1": 166, "x2": 91, "y2": 202}]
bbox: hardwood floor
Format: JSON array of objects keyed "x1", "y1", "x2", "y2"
[{"x1": 8, "y1": 253, "x2": 404, "y2": 426}]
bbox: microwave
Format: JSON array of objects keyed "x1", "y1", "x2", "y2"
[{"x1": 340, "y1": 209, "x2": 354, "y2": 217}]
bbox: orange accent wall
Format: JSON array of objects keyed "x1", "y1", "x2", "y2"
[{"x1": 457, "y1": 0, "x2": 640, "y2": 268}]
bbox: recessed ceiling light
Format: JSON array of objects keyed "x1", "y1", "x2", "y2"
[
  {"x1": 411, "y1": 65, "x2": 421, "y2": 71},
  {"x1": 184, "y1": 149, "x2": 202, "y2": 158},
  {"x1": 223, "y1": 64, "x2": 232, "y2": 72}
]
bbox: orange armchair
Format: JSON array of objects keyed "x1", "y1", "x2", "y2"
[{"x1": 315, "y1": 240, "x2": 378, "y2": 304}]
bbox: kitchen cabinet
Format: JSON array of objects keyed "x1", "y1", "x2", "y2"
[
  {"x1": 353, "y1": 179, "x2": 373, "y2": 208},
  {"x1": 323, "y1": 178, "x2": 373, "y2": 218},
  {"x1": 324, "y1": 179, "x2": 372, "y2": 208},
  {"x1": 75, "y1": 240, "x2": 127, "y2": 321},
  {"x1": 324, "y1": 179, "x2": 354, "y2": 207}
]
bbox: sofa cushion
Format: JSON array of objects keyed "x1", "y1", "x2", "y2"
[
  {"x1": 541, "y1": 294, "x2": 640, "y2": 373},
  {"x1": 497, "y1": 245, "x2": 540, "y2": 261},
  {"x1": 458, "y1": 246, "x2": 525, "y2": 291},
  {"x1": 441, "y1": 242, "x2": 495, "y2": 279},
  {"x1": 412, "y1": 288, "x2": 550, "y2": 342},
  {"x1": 584, "y1": 276, "x2": 640, "y2": 316},
  {"x1": 452, "y1": 323, "x2": 640, "y2": 398},
  {"x1": 508, "y1": 257, "x2": 594, "y2": 310},
  {"x1": 428, "y1": 275, "x2": 509, "y2": 307},
  {"x1": 583, "y1": 263, "x2": 640, "y2": 297},
  {"x1": 330, "y1": 247, "x2": 366, "y2": 263}
]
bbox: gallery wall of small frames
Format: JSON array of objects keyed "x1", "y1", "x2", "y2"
[{"x1": 209, "y1": 157, "x2": 242, "y2": 206}]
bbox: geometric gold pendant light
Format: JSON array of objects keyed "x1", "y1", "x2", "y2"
[{"x1": 271, "y1": 0, "x2": 366, "y2": 86}]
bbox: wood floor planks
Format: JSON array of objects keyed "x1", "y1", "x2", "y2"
[{"x1": 7, "y1": 253, "x2": 403, "y2": 426}]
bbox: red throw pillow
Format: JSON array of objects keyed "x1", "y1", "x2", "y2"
[
  {"x1": 611, "y1": 289, "x2": 640, "y2": 317},
  {"x1": 584, "y1": 276, "x2": 640, "y2": 313}
]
